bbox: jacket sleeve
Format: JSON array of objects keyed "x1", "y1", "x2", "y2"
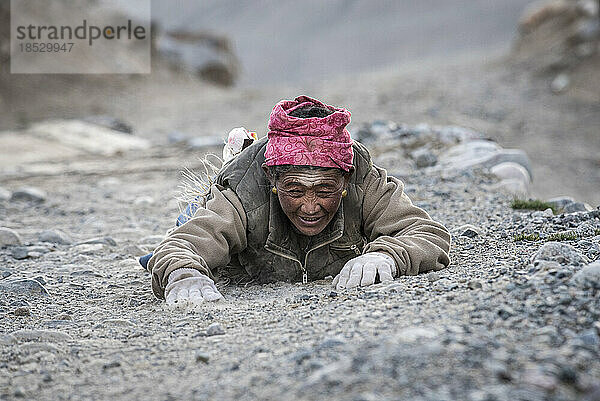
[
  {"x1": 148, "y1": 184, "x2": 248, "y2": 299},
  {"x1": 361, "y1": 165, "x2": 451, "y2": 275}
]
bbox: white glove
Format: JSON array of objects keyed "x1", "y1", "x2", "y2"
[
  {"x1": 333, "y1": 252, "x2": 397, "y2": 290},
  {"x1": 165, "y1": 268, "x2": 224, "y2": 305}
]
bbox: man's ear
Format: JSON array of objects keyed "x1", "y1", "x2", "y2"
[
  {"x1": 343, "y1": 166, "x2": 355, "y2": 187},
  {"x1": 261, "y1": 163, "x2": 274, "y2": 185}
]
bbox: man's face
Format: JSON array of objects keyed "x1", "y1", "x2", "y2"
[{"x1": 273, "y1": 168, "x2": 349, "y2": 236}]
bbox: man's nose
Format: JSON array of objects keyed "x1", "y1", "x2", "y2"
[{"x1": 300, "y1": 195, "x2": 320, "y2": 215}]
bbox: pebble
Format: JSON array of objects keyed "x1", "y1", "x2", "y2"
[
  {"x1": 0, "y1": 227, "x2": 22, "y2": 246},
  {"x1": 467, "y1": 280, "x2": 483, "y2": 290},
  {"x1": 72, "y1": 243, "x2": 104, "y2": 254},
  {"x1": 38, "y1": 229, "x2": 73, "y2": 245},
  {"x1": 10, "y1": 329, "x2": 73, "y2": 342},
  {"x1": 457, "y1": 224, "x2": 480, "y2": 238},
  {"x1": 134, "y1": 196, "x2": 155, "y2": 206},
  {"x1": 0, "y1": 279, "x2": 49, "y2": 297},
  {"x1": 0, "y1": 186, "x2": 10, "y2": 201},
  {"x1": 547, "y1": 196, "x2": 575, "y2": 211},
  {"x1": 76, "y1": 236, "x2": 117, "y2": 246},
  {"x1": 195, "y1": 352, "x2": 210, "y2": 364},
  {"x1": 427, "y1": 272, "x2": 441, "y2": 282},
  {"x1": 564, "y1": 202, "x2": 593, "y2": 213},
  {"x1": 10, "y1": 186, "x2": 47, "y2": 203},
  {"x1": 490, "y1": 162, "x2": 531, "y2": 183},
  {"x1": 570, "y1": 262, "x2": 600, "y2": 289},
  {"x1": 206, "y1": 322, "x2": 225, "y2": 336},
  {"x1": 0, "y1": 267, "x2": 13, "y2": 278},
  {"x1": 551, "y1": 73, "x2": 570, "y2": 94},
  {"x1": 11, "y1": 247, "x2": 30, "y2": 260},
  {"x1": 531, "y1": 242, "x2": 589, "y2": 266},
  {"x1": 13, "y1": 307, "x2": 31, "y2": 316},
  {"x1": 411, "y1": 147, "x2": 438, "y2": 168}
]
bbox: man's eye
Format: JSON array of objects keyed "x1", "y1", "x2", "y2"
[
  {"x1": 317, "y1": 191, "x2": 335, "y2": 197},
  {"x1": 287, "y1": 190, "x2": 304, "y2": 197}
]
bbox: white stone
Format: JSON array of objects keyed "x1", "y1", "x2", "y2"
[
  {"x1": 490, "y1": 162, "x2": 531, "y2": 184},
  {"x1": 0, "y1": 227, "x2": 22, "y2": 246}
]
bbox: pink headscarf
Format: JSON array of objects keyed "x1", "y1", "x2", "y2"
[{"x1": 264, "y1": 95, "x2": 354, "y2": 172}]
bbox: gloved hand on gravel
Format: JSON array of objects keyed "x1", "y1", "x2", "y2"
[
  {"x1": 333, "y1": 252, "x2": 397, "y2": 290},
  {"x1": 165, "y1": 268, "x2": 224, "y2": 305}
]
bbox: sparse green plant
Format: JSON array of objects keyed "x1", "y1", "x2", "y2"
[
  {"x1": 514, "y1": 233, "x2": 541, "y2": 242},
  {"x1": 514, "y1": 231, "x2": 581, "y2": 243},
  {"x1": 510, "y1": 199, "x2": 556, "y2": 213},
  {"x1": 546, "y1": 232, "x2": 579, "y2": 241},
  {"x1": 595, "y1": 229, "x2": 600, "y2": 236}
]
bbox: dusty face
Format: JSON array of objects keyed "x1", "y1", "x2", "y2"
[{"x1": 269, "y1": 168, "x2": 350, "y2": 236}]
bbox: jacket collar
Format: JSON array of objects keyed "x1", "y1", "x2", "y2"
[{"x1": 265, "y1": 192, "x2": 345, "y2": 258}]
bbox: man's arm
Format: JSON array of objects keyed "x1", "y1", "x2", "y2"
[
  {"x1": 148, "y1": 184, "x2": 248, "y2": 299},
  {"x1": 361, "y1": 165, "x2": 451, "y2": 275}
]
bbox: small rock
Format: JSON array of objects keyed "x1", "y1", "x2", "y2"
[
  {"x1": 103, "y1": 360, "x2": 121, "y2": 370},
  {"x1": 576, "y1": 329, "x2": 600, "y2": 347},
  {"x1": 531, "y1": 242, "x2": 589, "y2": 266},
  {"x1": 497, "y1": 304, "x2": 515, "y2": 319},
  {"x1": 134, "y1": 196, "x2": 155, "y2": 206},
  {"x1": 490, "y1": 178, "x2": 529, "y2": 198},
  {"x1": 195, "y1": 351, "x2": 210, "y2": 364},
  {"x1": 551, "y1": 74, "x2": 570, "y2": 94},
  {"x1": 206, "y1": 322, "x2": 225, "y2": 336},
  {"x1": 0, "y1": 187, "x2": 11, "y2": 201},
  {"x1": 13, "y1": 307, "x2": 31, "y2": 316},
  {"x1": 395, "y1": 326, "x2": 438, "y2": 342},
  {"x1": 328, "y1": 291, "x2": 338, "y2": 298},
  {"x1": 0, "y1": 279, "x2": 49, "y2": 297},
  {"x1": 564, "y1": 202, "x2": 593, "y2": 213},
  {"x1": 0, "y1": 227, "x2": 22, "y2": 246},
  {"x1": 571, "y1": 262, "x2": 600, "y2": 289},
  {"x1": 38, "y1": 229, "x2": 73, "y2": 245},
  {"x1": 72, "y1": 243, "x2": 105, "y2": 254},
  {"x1": 123, "y1": 244, "x2": 147, "y2": 256},
  {"x1": 0, "y1": 267, "x2": 13, "y2": 279},
  {"x1": 547, "y1": 196, "x2": 575, "y2": 211},
  {"x1": 427, "y1": 272, "x2": 441, "y2": 282},
  {"x1": 411, "y1": 148, "x2": 438, "y2": 168},
  {"x1": 467, "y1": 280, "x2": 483, "y2": 290},
  {"x1": 0, "y1": 334, "x2": 17, "y2": 345},
  {"x1": 457, "y1": 224, "x2": 480, "y2": 238},
  {"x1": 55, "y1": 313, "x2": 72, "y2": 321},
  {"x1": 76, "y1": 236, "x2": 117, "y2": 246},
  {"x1": 318, "y1": 337, "x2": 346, "y2": 349},
  {"x1": 490, "y1": 162, "x2": 531, "y2": 184},
  {"x1": 11, "y1": 247, "x2": 30, "y2": 260},
  {"x1": 10, "y1": 187, "x2": 47, "y2": 203},
  {"x1": 11, "y1": 329, "x2": 73, "y2": 342}
]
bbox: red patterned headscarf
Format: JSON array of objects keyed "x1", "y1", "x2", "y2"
[{"x1": 264, "y1": 95, "x2": 354, "y2": 172}]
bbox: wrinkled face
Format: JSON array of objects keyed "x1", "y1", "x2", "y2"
[{"x1": 272, "y1": 168, "x2": 349, "y2": 236}]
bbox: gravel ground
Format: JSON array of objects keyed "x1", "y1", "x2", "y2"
[{"x1": 1, "y1": 135, "x2": 599, "y2": 400}]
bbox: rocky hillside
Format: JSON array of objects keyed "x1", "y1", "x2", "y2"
[{"x1": 0, "y1": 121, "x2": 598, "y2": 400}]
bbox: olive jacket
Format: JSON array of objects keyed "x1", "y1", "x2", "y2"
[{"x1": 148, "y1": 138, "x2": 451, "y2": 299}]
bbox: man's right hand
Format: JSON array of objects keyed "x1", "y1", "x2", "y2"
[{"x1": 165, "y1": 268, "x2": 224, "y2": 305}]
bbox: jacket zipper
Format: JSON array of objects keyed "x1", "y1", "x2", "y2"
[
  {"x1": 265, "y1": 231, "x2": 343, "y2": 284},
  {"x1": 302, "y1": 233, "x2": 344, "y2": 284},
  {"x1": 264, "y1": 245, "x2": 305, "y2": 283},
  {"x1": 330, "y1": 243, "x2": 362, "y2": 255}
]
